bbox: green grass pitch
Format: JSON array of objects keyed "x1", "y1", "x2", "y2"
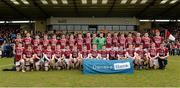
[{"x1": 0, "y1": 56, "x2": 180, "y2": 87}]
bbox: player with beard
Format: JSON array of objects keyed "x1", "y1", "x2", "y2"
[
  {"x1": 158, "y1": 43, "x2": 169, "y2": 70},
  {"x1": 14, "y1": 43, "x2": 25, "y2": 72},
  {"x1": 146, "y1": 43, "x2": 159, "y2": 69},
  {"x1": 90, "y1": 45, "x2": 99, "y2": 59},
  {"x1": 84, "y1": 32, "x2": 92, "y2": 50},
  {"x1": 119, "y1": 33, "x2": 126, "y2": 48},
  {"x1": 106, "y1": 32, "x2": 112, "y2": 51}
]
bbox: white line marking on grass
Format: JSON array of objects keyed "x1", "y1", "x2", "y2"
[{"x1": 0, "y1": 64, "x2": 13, "y2": 68}]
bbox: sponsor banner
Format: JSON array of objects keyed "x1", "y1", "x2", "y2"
[{"x1": 83, "y1": 59, "x2": 134, "y2": 74}]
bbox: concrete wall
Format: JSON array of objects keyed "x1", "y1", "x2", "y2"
[
  {"x1": 47, "y1": 17, "x2": 139, "y2": 25},
  {"x1": 35, "y1": 20, "x2": 46, "y2": 32}
]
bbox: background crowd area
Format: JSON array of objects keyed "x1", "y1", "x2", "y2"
[{"x1": 0, "y1": 25, "x2": 180, "y2": 58}]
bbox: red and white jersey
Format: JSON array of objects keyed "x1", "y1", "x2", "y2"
[
  {"x1": 59, "y1": 39, "x2": 66, "y2": 49},
  {"x1": 126, "y1": 37, "x2": 134, "y2": 45},
  {"x1": 90, "y1": 50, "x2": 98, "y2": 58},
  {"x1": 177, "y1": 43, "x2": 180, "y2": 49},
  {"x1": 153, "y1": 36, "x2": 163, "y2": 47},
  {"x1": 142, "y1": 37, "x2": 151, "y2": 48},
  {"x1": 68, "y1": 38, "x2": 75, "y2": 47},
  {"x1": 34, "y1": 48, "x2": 42, "y2": 57},
  {"x1": 23, "y1": 37, "x2": 32, "y2": 45},
  {"x1": 117, "y1": 49, "x2": 125, "y2": 57},
  {"x1": 158, "y1": 48, "x2": 168, "y2": 57},
  {"x1": 43, "y1": 49, "x2": 52, "y2": 58},
  {"x1": 76, "y1": 38, "x2": 83, "y2": 45},
  {"x1": 84, "y1": 37, "x2": 92, "y2": 50},
  {"x1": 81, "y1": 50, "x2": 90, "y2": 58},
  {"x1": 72, "y1": 50, "x2": 78, "y2": 58},
  {"x1": 135, "y1": 48, "x2": 144, "y2": 57},
  {"x1": 119, "y1": 37, "x2": 126, "y2": 47},
  {"x1": 53, "y1": 49, "x2": 62, "y2": 58},
  {"x1": 99, "y1": 50, "x2": 108, "y2": 58},
  {"x1": 148, "y1": 48, "x2": 157, "y2": 57},
  {"x1": 109, "y1": 50, "x2": 116, "y2": 58},
  {"x1": 134, "y1": 37, "x2": 142, "y2": 45},
  {"x1": 23, "y1": 49, "x2": 33, "y2": 58},
  {"x1": 126, "y1": 48, "x2": 135, "y2": 57},
  {"x1": 112, "y1": 37, "x2": 119, "y2": 46},
  {"x1": 106, "y1": 37, "x2": 112, "y2": 48},
  {"x1": 63, "y1": 50, "x2": 71, "y2": 58},
  {"x1": 15, "y1": 47, "x2": 24, "y2": 56},
  {"x1": 50, "y1": 39, "x2": 58, "y2": 46},
  {"x1": 42, "y1": 39, "x2": 49, "y2": 46},
  {"x1": 15, "y1": 38, "x2": 22, "y2": 44},
  {"x1": 32, "y1": 39, "x2": 40, "y2": 46}
]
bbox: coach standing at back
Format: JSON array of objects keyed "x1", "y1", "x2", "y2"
[{"x1": 97, "y1": 32, "x2": 106, "y2": 50}]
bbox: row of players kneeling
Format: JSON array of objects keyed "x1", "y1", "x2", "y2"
[{"x1": 15, "y1": 53, "x2": 168, "y2": 72}]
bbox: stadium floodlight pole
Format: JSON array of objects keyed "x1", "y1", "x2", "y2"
[{"x1": 106, "y1": 0, "x2": 117, "y2": 16}]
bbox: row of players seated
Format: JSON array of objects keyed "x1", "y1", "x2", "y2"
[
  {"x1": 14, "y1": 32, "x2": 163, "y2": 50},
  {"x1": 14, "y1": 42, "x2": 169, "y2": 72}
]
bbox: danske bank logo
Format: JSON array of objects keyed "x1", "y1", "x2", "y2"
[{"x1": 114, "y1": 62, "x2": 131, "y2": 70}]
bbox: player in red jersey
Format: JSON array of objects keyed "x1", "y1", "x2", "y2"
[
  {"x1": 15, "y1": 34, "x2": 22, "y2": 44},
  {"x1": 50, "y1": 34, "x2": 58, "y2": 50},
  {"x1": 84, "y1": 32, "x2": 92, "y2": 50},
  {"x1": 23, "y1": 45, "x2": 34, "y2": 71},
  {"x1": 89, "y1": 44, "x2": 98, "y2": 59},
  {"x1": 134, "y1": 44, "x2": 145, "y2": 69},
  {"x1": 106, "y1": 32, "x2": 112, "y2": 51},
  {"x1": 117, "y1": 46, "x2": 126, "y2": 60},
  {"x1": 119, "y1": 33, "x2": 126, "y2": 48},
  {"x1": 125, "y1": 44, "x2": 135, "y2": 60},
  {"x1": 76, "y1": 33, "x2": 84, "y2": 51},
  {"x1": 153, "y1": 32, "x2": 163, "y2": 48},
  {"x1": 33, "y1": 45, "x2": 43, "y2": 71},
  {"x1": 52, "y1": 44, "x2": 64, "y2": 70},
  {"x1": 71, "y1": 46, "x2": 81, "y2": 69},
  {"x1": 13, "y1": 43, "x2": 25, "y2": 72},
  {"x1": 146, "y1": 43, "x2": 159, "y2": 69},
  {"x1": 32, "y1": 35, "x2": 41, "y2": 50},
  {"x1": 80, "y1": 46, "x2": 90, "y2": 59},
  {"x1": 134, "y1": 32, "x2": 142, "y2": 47},
  {"x1": 99, "y1": 45, "x2": 109, "y2": 60},
  {"x1": 43, "y1": 45, "x2": 53, "y2": 71},
  {"x1": 42, "y1": 34, "x2": 49, "y2": 49},
  {"x1": 68, "y1": 34, "x2": 75, "y2": 50},
  {"x1": 158, "y1": 43, "x2": 169, "y2": 70},
  {"x1": 109, "y1": 46, "x2": 117, "y2": 60},
  {"x1": 112, "y1": 32, "x2": 119, "y2": 48},
  {"x1": 63, "y1": 46, "x2": 72, "y2": 70},
  {"x1": 23, "y1": 33, "x2": 32, "y2": 47},
  {"x1": 59, "y1": 34, "x2": 67, "y2": 49},
  {"x1": 126, "y1": 33, "x2": 134, "y2": 47},
  {"x1": 142, "y1": 33, "x2": 151, "y2": 49}
]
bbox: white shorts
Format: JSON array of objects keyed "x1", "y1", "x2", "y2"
[
  {"x1": 65, "y1": 58, "x2": 71, "y2": 65},
  {"x1": 0, "y1": 50, "x2": 2, "y2": 55},
  {"x1": 153, "y1": 59, "x2": 159, "y2": 66},
  {"x1": 15, "y1": 59, "x2": 24, "y2": 66}
]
